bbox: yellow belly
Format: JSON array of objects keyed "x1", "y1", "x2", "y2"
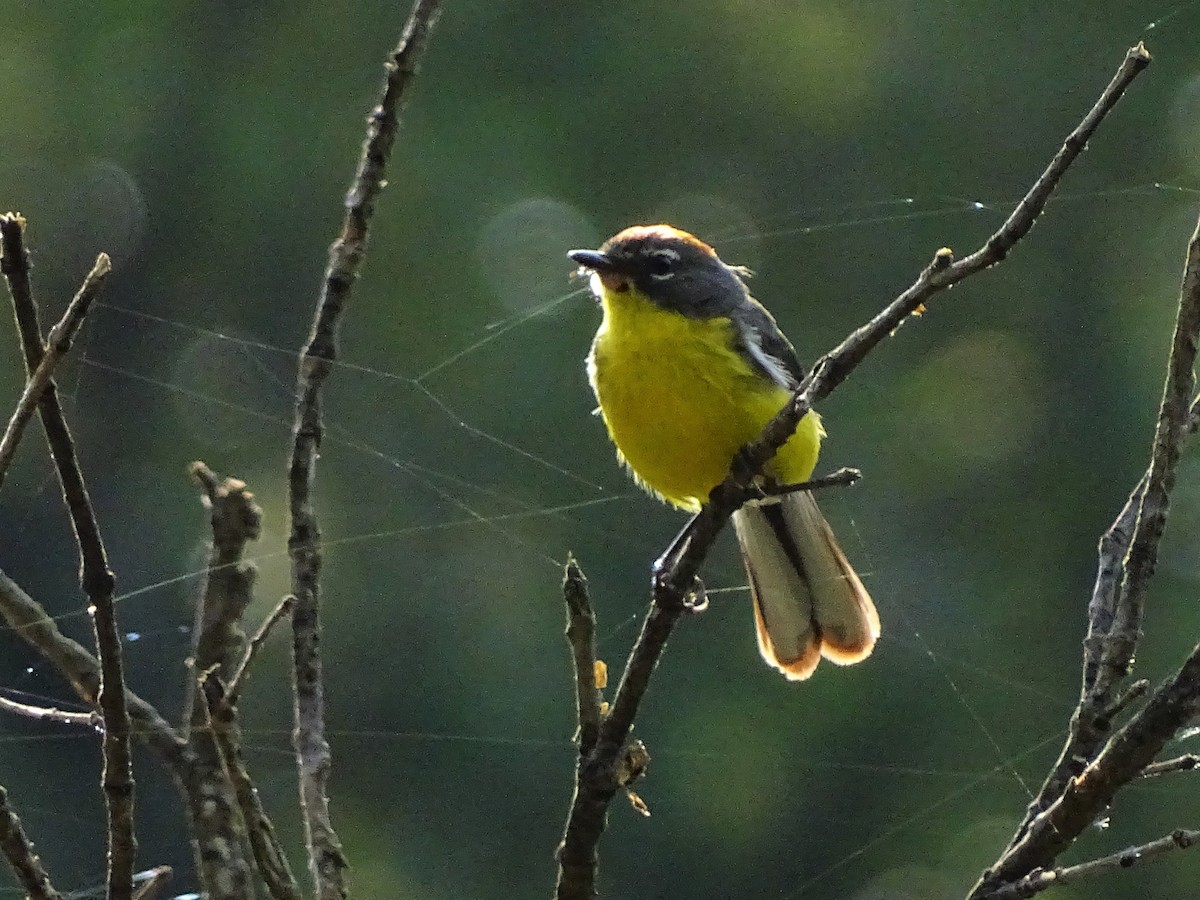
[{"x1": 588, "y1": 289, "x2": 822, "y2": 512}]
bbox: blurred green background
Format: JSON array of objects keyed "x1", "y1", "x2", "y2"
[{"x1": 2, "y1": 2, "x2": 1200, "y2": 898}]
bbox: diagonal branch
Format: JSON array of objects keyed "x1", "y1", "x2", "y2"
[
  {"x1": 0, "y1": 571, "x2": 182, "y2": 762},
  {"x1": 0, "y1": 252, "x2": 109, "y2": 489},
  {"x1": 0, "y1": 784, "x2": 63, "y2": 900},
  {"x1": 977, "y1": 828, "x2": 1200, "y2": 900},
  {"x1": 1141, "y1": 754, "x2": 1200, "y2": 778},
  {"x1": 0, "y1": 214, "x2": 135, "y2": 900},
  {"x1": 554, "y1": 43, "x2": 1152, "y2": 899},
  {"x1": 969, "y1": 191, "x2": 1200, "y2": 896},
  {"x1": 225, "y1": 594, "x2": 296, "y2": 707},
  {"x1": 286, "y1": 3, "x2": 442, "y2": 897},
  {"x1": 974, "y1": 637, "x2": 1200, "y2": 893},
  {"x1": 0, "y1": 694, "x2": 100, "y2": 728}
]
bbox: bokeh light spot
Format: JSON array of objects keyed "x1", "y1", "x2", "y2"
[
  {"x1": 900, "y1": 329, "x2": 1045, "y2": 471},
  {"x1": 476, "y1": 197, "x2": 598, "y2": 313}
]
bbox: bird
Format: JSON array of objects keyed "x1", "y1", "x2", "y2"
[{"x1": 569, "y1": 224, "x2": 878, "y2": 680}]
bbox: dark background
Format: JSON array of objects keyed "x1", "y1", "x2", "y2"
[{"x1": 2, "y1": 2, "x2": 1200, "y2": 898}]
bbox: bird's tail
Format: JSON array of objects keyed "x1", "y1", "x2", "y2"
[{"x1": 732, "y1": 491, "x2": 879, "y2": 681}]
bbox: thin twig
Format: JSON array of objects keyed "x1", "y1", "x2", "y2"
[
  {"x1": 225, "y1": 594, "x2": 297, "y2": 706},
  {"x1": 287, "y1": 3, "x2": 442, "y2": 896},
  {"x1": 1097, "y1": 678, "x2": 1150, "y2": 725},
  {"x1": 0, "y1": 784, "x2": 62, "y2": 900},
  {"x1": 971, "y1": 200, "x2": 1200, "y2": 895},
  {"x1": 759, "y1": 466, "x2": 862, "y2": 497},
  {"x1": 554, "y1": 43, "x2": 1151, "y2": 900},
  {"x1": 977, "y1": 828, "x2": 1200, "y2": 899},
  {"x1": 1141, "y1": 754, "x2": 1200, "y2": 778},
  {"x1": 0, "y1": 252, "x2": 109, "y2": 489},
  {"x1": 1018, "y1": 134, "x2": 1200, "y2": 850},
  {"x1": 0, "y1": 694, "x2": 101, "y2": 728},
  {"x1": 0, "y1": 214, "x2": 135, "y2": 900}
]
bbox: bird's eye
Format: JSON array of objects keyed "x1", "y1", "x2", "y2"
[{"x1": 647, "y1": 250, "x2": 679, "y2": 280}]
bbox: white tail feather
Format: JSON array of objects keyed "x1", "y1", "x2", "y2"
[{"x1": 732, "y1": 491, "x2": 879, "y2": 681}]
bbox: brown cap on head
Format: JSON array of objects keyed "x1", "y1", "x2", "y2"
[{"x1": 601, "y1": 224, "x2": 718, "y2": 257}]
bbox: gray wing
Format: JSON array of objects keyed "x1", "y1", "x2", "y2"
[{"x1": 731, "y1": 297, "x2": 805, "y2": 390}]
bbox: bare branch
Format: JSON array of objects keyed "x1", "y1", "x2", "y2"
[
  {"x1": 563, "y1": 557, "x2": 601, "y2": 754},
  {"x1": 1098, "y1": 678, "x2": 1150, "y2": 724},
  {"x1": 0, "y1": 214, "x2": 135, "y2": 900},
  {"x1": 179, "y1": 462, "x2": 297, "y2": 898},
  {"x1": 0, "y1": 784, "x2": 62, "y2": 900},
  {"x1": 0, "y1": 694, "x2": 100, "y2": 728},
  {"x1": 0, "y1": 573, "x2": 241, "y2": 893},
  {"x1": 1018, "y1": 128, "x2": 1200, "y2": 853},
  {"x1": 556, "y1": 558, "x2": 603, "y2": 900},
  {"x1": 286, "y1": 3, "x2": 443, "y2": 896},
  {"x1": 736, "y1": 43, "x2": 1152, "y2": 482},
  {"x1": 992, "y1": 636, "x2": 1200, "y2": 871},
  {"x1": 0, "y1": 252, "x2": 109, "y2": 489},
  {"x1": 978, "y1": 828, "x2": 1200, "y2": 899},
  {"x1": 0, "y1": 562, "x2": 266, "y2": 899},
  {"x1": 0, "y1": 574, "x2": 249, "y2": 893},
  {"x1": 180, "y1": 461, "x2": 266, "y2": 896},
  {"x1": 203, "y1": 674, "x2": 303, "y2": 900},
  {"x1": 1017, "y1": 475, "x2": 1148, "y2": 835},
  {"x1": 225, "y1": 594, "x2": 296, "y2": 706},
  {"x1": 972, "y1": 203, "x2": 1200, "y2": 894},
  {"x1": 1141, "y1": 754, "x2": 1200, "y2": 778},
  {"x1": 758, "y1": 466, "x2": 863, "y2": 497}
]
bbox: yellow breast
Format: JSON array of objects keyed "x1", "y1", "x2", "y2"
[{"x1": 587, "y1": 286, "x2": 823, "y2": 512}]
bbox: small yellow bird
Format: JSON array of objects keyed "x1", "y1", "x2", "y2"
[{"x1": 569, "y1": 224, "x2": 879, "y2": 680}]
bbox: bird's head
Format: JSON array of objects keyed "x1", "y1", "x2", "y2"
[{"x1": 569, "y1": 224, "x2": 750, "y2": 318}]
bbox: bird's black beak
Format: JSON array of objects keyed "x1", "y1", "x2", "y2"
[
  {"x1": 567, "y1": 249, "x2": 616, "y2": 272},
  {"x1": 569, "y1": 248, "x2": 631, "y2": 294}
]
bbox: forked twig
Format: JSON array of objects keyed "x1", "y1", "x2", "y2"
[
  {"x1": 0, "y1": 252, "x2": 109, "y2": 488},
  {"x1": 977, "y1": 828, "x2": 1200, "y2": 899},
  {"x1": 1, "y1": 214, "x2": 135, "y2": 900}
]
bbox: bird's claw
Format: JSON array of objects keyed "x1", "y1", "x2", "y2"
[
  {"x1": 651, "y1": 567, "x2": 707, "y2": 613},
  {"x1": 683, "y1": 577, "x2": 708, "y2": 613}
]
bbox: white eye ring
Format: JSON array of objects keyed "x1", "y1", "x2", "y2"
[{"x1": 648, "y1": 248, "x2": 680, "y2": 281}]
